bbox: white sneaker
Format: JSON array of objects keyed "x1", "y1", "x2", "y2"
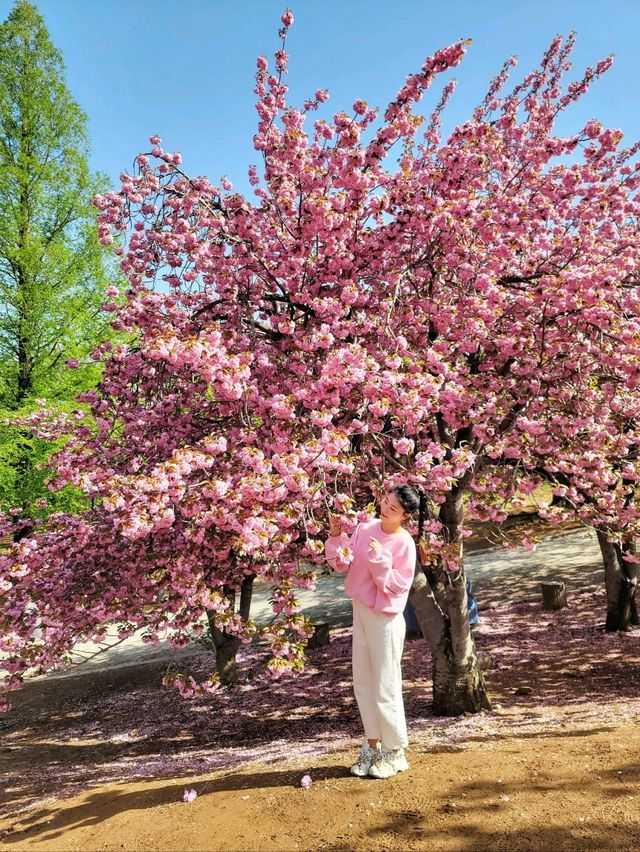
[
  {"x1": 350, "y1": 743, "x2": 380, "y2": 777},
  {"x1": 368, "y1": 747, "x2": 409, "y2": 779}
]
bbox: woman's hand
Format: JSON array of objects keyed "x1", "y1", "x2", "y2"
[{"x1": 328, "y1": 512, "x2": 343, "y2": 537}]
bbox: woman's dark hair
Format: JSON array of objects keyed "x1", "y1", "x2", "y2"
[{"x1": 391, "y1": 484, "x2": 427, "y2": 540}]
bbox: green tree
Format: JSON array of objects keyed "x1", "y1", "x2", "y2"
[{"x1": 0, "y1": 0, "x2": 122, "y2": 518}]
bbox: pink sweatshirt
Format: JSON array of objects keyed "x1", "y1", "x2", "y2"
[{"x1": 324, "y1": 518, "x2": 417, "y2": 614}]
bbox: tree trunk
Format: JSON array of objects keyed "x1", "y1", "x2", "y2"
[
  {"x1": 12, "y1": 522, "x2": 33, "y2": 544},
  {"x1": 11, "y1": 428, "x2": 34, "y2": 541},
  {"x1": 596, "y1": 531, "x2": 639, "y2": 632},
  {"x1": 206, "y1": 573, "x2": 255, "y2": 685},
  {"x1": 16, "y1": 143, "x2": 34, "y2": 404},
  {"x1": 410, "y1": 488, "x2": 491, "y2": 715}
]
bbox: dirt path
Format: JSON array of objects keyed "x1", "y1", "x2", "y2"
[
  {"x1": 3, "y1": 722, "x2": 640, "y2": 852},
  {"x1": 2, "y1": 584, "x2": 640, "y2": 851}
]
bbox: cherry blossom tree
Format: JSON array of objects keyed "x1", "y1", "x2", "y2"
[
  {"x1": 511, "y1": 398, "x2": 640, "y2": 632},
  {"x1": 2, "y1": 10, "x2": 640, "y2": 716}
]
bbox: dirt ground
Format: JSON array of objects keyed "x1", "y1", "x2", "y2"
[
  {"x1": 2, "y1": 588, "x2": 640, "y2": 851},
  {"x1": 4, "y1": 724, "x2": 640, "y2": 852}
]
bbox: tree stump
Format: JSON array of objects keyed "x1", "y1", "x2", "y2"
[
  {"x1": 307, "y1": 622, "x2": 330, "y2": 649},
  {"x1": 541, "y1": 581, "x2": 567, "y2": 610}
]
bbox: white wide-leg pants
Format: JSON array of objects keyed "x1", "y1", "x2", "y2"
[{"x1": 351, "y1": 598, "x2": 408, "y2": 751}]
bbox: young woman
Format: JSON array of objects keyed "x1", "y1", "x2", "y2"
[{"x1": 325, "y1": 483, "x2": 425, "y2": 779}]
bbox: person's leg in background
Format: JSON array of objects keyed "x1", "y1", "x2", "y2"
[{"x1": 403, "y1": 597, "x2": 423, "y2": 641}]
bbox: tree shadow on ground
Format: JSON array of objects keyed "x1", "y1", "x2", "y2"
[
  {"x1": 361, "y1": 752, "x2": 640, "y2": 852},
  {"x1": 470, "y1": 591, "x2": 640, "y2": 709},
  {"x1": 3, "y1": 765, "x2": 351, "y2": 845},
  {"x1": 5, "y1": 743, "x2": 639, "y2": 849},
  {"x1": 2, "y1": 589, "x2": 639, "y2": 827},
  {"x1": 468, "y1": 526, "x2": 603, "y2": 610}
]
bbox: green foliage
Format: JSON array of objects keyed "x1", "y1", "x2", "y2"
[
  {"x1": 0, "y1": 1, "x2": 124, "y2": 514},
  {"x1": 0, "y1": 0, "x2": 123, "y2": 407},
  {"x1": 0, "y1": 399, "x2": 89, "y2": 517}
]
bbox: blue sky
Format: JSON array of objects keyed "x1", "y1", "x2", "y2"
[{"x1": 3, "y1": 0, "x2": 640, "y2": 194}]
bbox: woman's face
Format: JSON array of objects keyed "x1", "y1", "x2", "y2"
[{"x1": 379, "y1": 489, "x2": 409, "y2": 524}]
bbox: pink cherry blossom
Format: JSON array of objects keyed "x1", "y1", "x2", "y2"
[{"x1": 1, "y1": 15, "x2": 640, "y2": 713}]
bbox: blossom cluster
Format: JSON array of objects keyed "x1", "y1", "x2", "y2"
[{"x1": 2, "y1": 12, "x2": 640, "y2": 707}]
